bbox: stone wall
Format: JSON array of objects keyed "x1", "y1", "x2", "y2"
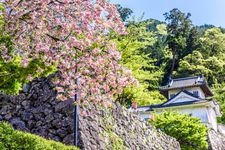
[
  {"x1": 208, "y1": 129, "x2": 225, "y2": 150},
  {"x1": 0, "y1": 77, "x2": 74, "y2": 143},
  {"x1": 0, "y1": 77, "x2": 180, "y2": 149},
  {"x1": 79, "y1": 102, "x2": 180, "y2": 150}
]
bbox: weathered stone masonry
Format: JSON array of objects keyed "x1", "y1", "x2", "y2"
[{"x1": 0, "y1": 77, "x2": 180, "y2": 149}]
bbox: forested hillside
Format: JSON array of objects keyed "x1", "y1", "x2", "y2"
[
  {"x1": 115, "y1": 6, "x2": 225, "y2": 124},
  {"x1": 1, "y1": 1, "x2": 225, "y2": 125},
  {"x1": 1, "y1": 1, "x2": 223, "y2": 149}
]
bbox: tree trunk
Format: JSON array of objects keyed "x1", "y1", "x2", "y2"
[{"x1": 170, "y1": 49, "x2": 176, "y2": 77}]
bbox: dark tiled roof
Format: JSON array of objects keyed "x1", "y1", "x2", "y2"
[
  {"x1": 159, "y1": 75, "x2": 214, "y2": 97},
  {"x1": 159, "y1": 76, "x2": 205, "y2": 90}
]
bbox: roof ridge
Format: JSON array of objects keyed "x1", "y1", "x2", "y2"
[
  {"x1": 150, "y1": 100, "x2": 210, "y2": 109},
  {"x1": 172, "y1": 76, "x2": 199, "y2": 81},
  {"x1": 182, "y1": 90, "x2": 202, "y2": 99},
  {"x1": 160, "y1": 90, "x2": 201, "y2": 105}
]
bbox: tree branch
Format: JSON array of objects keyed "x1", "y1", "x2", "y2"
[{"x1": 46, "y1": 31, "x2": 72, "y2": 42}]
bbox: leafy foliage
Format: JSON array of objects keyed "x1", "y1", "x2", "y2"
[
  {"x1": 1, "y1": 0, "x2": 135, "y2": 104},
  {"x1": 213, "y1": 83, "x2": 225, "y2": 124},
  {"x1": 0, "y1": 56, "x2": 56, "y2": 94},
  {"x1": 164, "y1": 8, "x2": 196, "y2": 77},
  {"x1": 112, "y1": 21, "x2": 165, "y2": 106},
  {"x1": 0, "y1": 4, "x2": 56, "y2": 94},
  {"x1": 0, "y1": 122, "x2": 78, "y2": 150},
  {"x1": 171, "y1": 27, "x2": 225, "y2": 124},
  {"x1": 153, "y1": 112, "x2": 208, "y2": 150},
  {"x1": 176, "y1": 28, "x2": 225, "y2": 85},
  {"x1": 116, "y1": 4, "x2": 133, "y2": 22}
]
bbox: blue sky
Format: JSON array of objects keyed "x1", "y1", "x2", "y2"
[{"x1": 110, "y1": 0, "x2": 225, "y2": 27}]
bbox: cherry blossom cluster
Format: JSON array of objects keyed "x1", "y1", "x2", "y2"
[{"x1": 1, "y1": 0, "x2": 136, "y2": 105}]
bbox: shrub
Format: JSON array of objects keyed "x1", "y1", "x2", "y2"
[
  {"x1": 153, "y1": 111, "x2": 208, "y2": 150},
  {"x1": 0, "y1": 122, "x2": 78, "y2": 150},
  {"x1": 0, "y1": 56, "x2": 57, "y2": 95}
]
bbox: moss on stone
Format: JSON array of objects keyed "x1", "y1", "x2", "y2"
[{"x1": 101, "y1": 114, "x2": 127, "y2": 150}]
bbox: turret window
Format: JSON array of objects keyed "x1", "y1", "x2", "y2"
[
  {"x1": 170, "y1": 94, "x2": 176, "y2": 99},
  {"x1": 193, "y1": 91, "x2": 199, "y2": 97}
]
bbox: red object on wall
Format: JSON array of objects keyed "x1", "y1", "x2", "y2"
[
  {"x1": 149, "y1": 114, "x2": 155, "y2": 121},
  {"x1": 132, "y1": 101, "x2": 137, "y2": 110}
]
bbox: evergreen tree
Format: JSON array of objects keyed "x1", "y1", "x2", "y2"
[
  {"x1": 153, "y1": 112, "x2": 208, "y2": 150},
  {"x1": 164, "y1": 8, "x2": 193, "y2": 77},
  {"x1": 176, "y1": 28, "x2": 225, "y2": 85},
  {"x1": 116, "y1": 4, "x2": 133, "y2": 22}
]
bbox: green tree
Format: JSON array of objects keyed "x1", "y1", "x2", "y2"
[
  {"x1": 196, "y1": 24, "x2": 215, "y2": 36},
  {"x1": 186, "y1": 27, "x2": 200, "y2": 54},
  {"x1": 153, "y1": 112, "x2": 208, "y2": 150},
  {"x1": 116, "y1": 4, "x2": 133, "y2": 22},
  {"x1": 176, "y1": 51, "x2": 225, "y2": 84},
  {"x1": 213, "y1": 83, "x2": 225, "y2": 124},
  {"x1": 164, "y1": 8, "x2": 193, "y2": 76},
  {"x1": 176, "y1": 28, "x2": 225, "y2": 85},
  {"x1": 144, "y1": 23, "x2": 169, "y2": 67},
  {"x1": 0, "y1": 56, "x2": 56, "y2": 94},
  {"x1": 142, "y1": 22, "x2": 173, "y2": 85},
  {"x1": 175, "y1": 28, "x2": 225, "y2": 126},
  {"x1": 199, "y1": 28, "x2": 225, "y2": 58},
  {"x1": 111, "y1": 21, "x2": 165, "y2": 106}
]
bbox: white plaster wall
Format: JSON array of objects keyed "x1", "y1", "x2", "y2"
[
  {"x1": 139, "y1": 107, "x2": 209, "y2": 125},
  {"x1": 139, "y1": 113, "x2": 151, "y2": 121},
  {"x1": 168, "y1": 87, "x2": 205, "y2": 99},
  {"x1": 208, "y1": 107, "x2": 218, "y2": 131},
  {"x1": 139, "y1": 106, "x2": 219, "y2": 131},
  {"x1": 179, "y1": 107, "x2": 208, "y2": 122},
  {"x1": 166, "y1": 92, "x2": 200, "y2": 104},
  {"x1": 172, "y1": 96, "x2": 197, "y2": 103},
  {"x1": 170, "y1": 107, "x2": 209, "y2": 123}
]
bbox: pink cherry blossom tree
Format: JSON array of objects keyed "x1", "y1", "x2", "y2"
[{"x1": 1, "y1": 0, "x2": 136, "y2": 105}]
